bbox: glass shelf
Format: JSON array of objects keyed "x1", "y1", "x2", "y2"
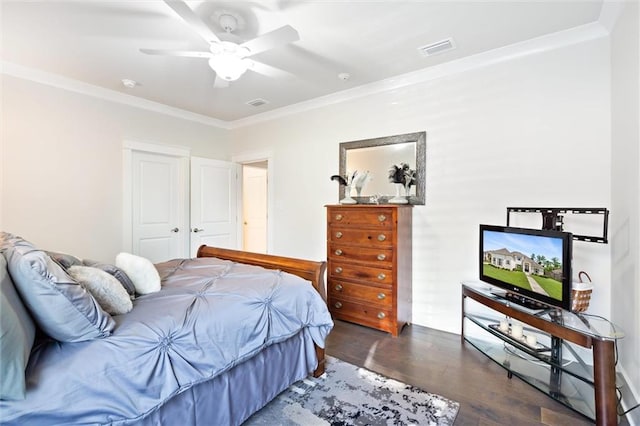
[
  {"x1": 462, "y1": 280, "x2": 623, "y2": 341},
  {"x1": 462, "y1": 281, "x2": 624, "y2": 425},
  {"x1": 465, "y1": 313, "x2": 595, "y2": 385},
  {"x1": 464, "y1": 330, "x2": 596, "y2": 419}
]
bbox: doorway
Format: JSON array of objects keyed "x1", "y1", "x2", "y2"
[{"x1": 242, "y1": 161, "x2": 268, "y2": 253}]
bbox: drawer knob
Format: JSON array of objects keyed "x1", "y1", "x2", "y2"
[
  {"x1": 335, "y1": 231, "x2": 343, "y2": 239},
  {"x1": 335, "y1": 284, "x2": 343, "y2": 291},
  {"x1": 334, "y1": 302, "x2": 343, "y2": 309},
  {"x1": 378, "y1": 214, "x2": 386, "y2": 222},
  {"x1": 377, "y1": 293, "x2": 386, "y2": 300},
  {"x1": 377, "y1": 254, "x2": 386, "y2": 261},
  {"x1": 377, "y1": 312, "x2": 386, "y2": 319},
  {"x1": 335, "y1": 266, "x2": 343, "y2": 274},
  {"x1": 377, "y1": 273, "x2": 386, "y2": 280},
  {"x1": 335, "y1": 249, "x2": 343, "y2": 256},
  {"x1": 335, "y1": 214, "x2": 343, "y2": 221},
  {"x1": 377, "y1": 234, "x2": 386, "y2": 242}
]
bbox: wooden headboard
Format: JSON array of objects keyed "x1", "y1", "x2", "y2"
[
  {"x1": 196, "y1": 245, "x2": 327, "y2": 300},
  {"x1": 196, "y1": 245, "x2": 328, "y2": 377}
]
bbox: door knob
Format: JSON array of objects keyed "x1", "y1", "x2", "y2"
[
  {"x1": 170, "y1": 227, "x2": 179, "y2": 233},
  {"x1": 192, "y1": 228, "x2": 204, "y2": 233}
]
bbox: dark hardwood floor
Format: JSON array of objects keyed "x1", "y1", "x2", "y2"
[{"x1": 325, "y1": 320, "x2": 593, "y2": 425}]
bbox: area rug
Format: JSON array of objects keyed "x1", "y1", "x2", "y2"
[{"x1": 245, "y1": 356, "x2": 459, "y2": 425}]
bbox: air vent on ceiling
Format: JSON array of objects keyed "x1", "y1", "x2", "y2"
[
  {"x1": 418, "y1": 38, "x2": 455, "y2": 57},
  {"x1": 246, "y1": 98, "x2": 269, "y2": 107}
]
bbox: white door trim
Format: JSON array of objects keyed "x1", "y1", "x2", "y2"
[
  {"x1": 232, "y1": 150, "x2": 274, "y2": 253},
  {"x1": 122, "y1": 140, "x2": 190, "y2": 253}
]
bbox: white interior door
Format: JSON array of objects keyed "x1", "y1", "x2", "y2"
[
  {"x1": 190, "y1": 157, "x2": 239, "y2": 256},
  {"x1": 242, "y1": 163, "x2": 268, "y2": 253},
  {"x1": 131, "y1": 151, "x2": 188, "y2": 262}
]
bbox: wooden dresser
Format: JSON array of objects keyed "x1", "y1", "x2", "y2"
[{"x1": 326, "y1": 205, "x2": 412, "y2": 336}]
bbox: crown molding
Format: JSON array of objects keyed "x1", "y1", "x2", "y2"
[
  {"x1": 2, "y1": 21, "x2": 608, "y2": 131},
  {"x1": 0, "y1": 61, "x2": 231, "y2": 130},
  {"x1": 228, "y1": 22, "x2": 609, "y2": 129},
  {"x1": 598, "y1": 0, "x2": 626, "y2": 34}
]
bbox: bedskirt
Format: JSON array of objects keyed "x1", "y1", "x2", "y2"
[{"x1": 129, "y1": 328, "x2": 318, "y2": 426}]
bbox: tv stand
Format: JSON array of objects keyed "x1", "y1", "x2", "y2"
[{"x1": 462, "y1": 281, "x2": 624, "y2": 425}]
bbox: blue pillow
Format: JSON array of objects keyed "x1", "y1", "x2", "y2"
[
  {"x1": 0, "y1": 254, "x2": 36, "y2": 400},
  {"x1": 82, "y1": 259, "x2": 136, "y2": 297},
  {"x1": 3, "y1": 237, "x2": 114, "y2": 342},
  {"x1": 47, "y1": 251, "x2": 83, "y2": 270}
]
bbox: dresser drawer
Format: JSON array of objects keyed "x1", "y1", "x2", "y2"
[
  {"x1": 328, "y1": 280, "x2": 393, "y2": 307},
  {"x1": 327, "y1": 208, "x2": 394, "y2": 228},
  {"x1": 329, "y1": 297, "x2": 394, "y2": 326},
  {"x1": 327, "y1": 227, "x2": 393, "y2": 246},
  {"x1": 328, "y1": 243, "x2": 393, "y2": 266},
  {"x1": 328, "y1": 261, "x2": 393, "y2": 285}
]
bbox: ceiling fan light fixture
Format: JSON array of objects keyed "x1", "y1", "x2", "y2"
[{"x1": 208, "y1": 55, "x2": 249, "y2": 81}]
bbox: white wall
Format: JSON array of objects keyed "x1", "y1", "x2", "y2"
[
  {"x1": 1, "y1": 75, "x2": 231, "y2": 262},
  {"x1": 610, "y1": 1, "x2": 640, "y2": 420},
  {"x1": 230, "y1": 32, "x2": 612, "y2": 334}
]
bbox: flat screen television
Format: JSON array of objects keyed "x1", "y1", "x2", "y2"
[{"x1": 479, "y1": 224, "x2": 573, "y2": 311}]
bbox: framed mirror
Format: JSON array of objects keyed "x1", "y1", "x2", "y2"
[{"x1": 339, "y1": 131, "x2": 426, "y2": 204}]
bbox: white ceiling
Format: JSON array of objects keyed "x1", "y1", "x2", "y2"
[{"x1": 2, "y1": 1, "x2": 605, "y2": 123}]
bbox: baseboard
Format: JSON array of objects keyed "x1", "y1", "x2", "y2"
[{"x1": 618, "y1": 366, "x2": 640, "y2": 426}]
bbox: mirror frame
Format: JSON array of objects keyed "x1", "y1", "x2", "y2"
[{"x1": 339, "y1": 131, "x2": 426, "y2": 205}]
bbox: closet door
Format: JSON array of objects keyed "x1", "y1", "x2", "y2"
[
  {"x1": 190, "y1": 157, "x2": 239, "y2": 256},
  {"x1": 131, "y1": 151, "x2": 189, "y2": 262}
]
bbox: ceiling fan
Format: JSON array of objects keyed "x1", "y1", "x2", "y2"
[{"x1": 141, "y1": 0, "x2": 299, "y2": 87}]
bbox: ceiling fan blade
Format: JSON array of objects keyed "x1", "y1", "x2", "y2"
[
  {"x1": 140, "y1": 48, "x2": 212, "y2": 58},
  {"x1": 213, "y1": 75, "x2": 230, "y2": 89},
  {"x1": 248, "y1": 60, "x2": 296, "y2": 80},
  {"x1": 241, "y1": 25, "x2": 299, "y2": 57},
  {"x1": 162, "y1": 0, "x2": 221, "y2": 45}
]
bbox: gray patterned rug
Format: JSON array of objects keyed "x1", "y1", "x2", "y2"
[{"x1": 245, "y1": 356, "x2": 459, "y2": 425}]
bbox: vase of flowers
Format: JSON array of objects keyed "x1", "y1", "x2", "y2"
[
  {"x1": 330, "y1": 172, "x2": 357, "y2": 204},
  {"x1": 388, "y1": 163, "x2": 415, "y2": 204},
  {"x1": 353, "y1": 170, "x2": 370, "y2": 198}
]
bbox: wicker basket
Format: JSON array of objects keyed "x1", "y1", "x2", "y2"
[{"x1": 571, "y1": 271, "x2": 593, "y2": 313}]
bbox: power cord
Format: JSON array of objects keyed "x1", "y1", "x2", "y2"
[{"x1": 616, "y1": 387, "x2": 640, "y2": 417}]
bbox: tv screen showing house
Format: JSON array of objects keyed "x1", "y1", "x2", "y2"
[{"x1": 481, "y1": 229, "x2": 565, "y2": 301}]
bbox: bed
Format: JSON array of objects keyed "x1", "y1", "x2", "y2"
[{"x1": 0, "y1": 236, "x2": 333, "y2": 426}]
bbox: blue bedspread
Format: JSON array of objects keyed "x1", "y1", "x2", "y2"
[{"x1": 0, "y1": 257, "x2": 334, "y2": 425}]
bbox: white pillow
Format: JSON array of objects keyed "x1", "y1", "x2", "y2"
[
  {"x1": 115, "y1": 253, "x2": 161, "y2": 295},
  {"x1": 67, "y1": 266, "x2": 133, "y2": 315}
]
